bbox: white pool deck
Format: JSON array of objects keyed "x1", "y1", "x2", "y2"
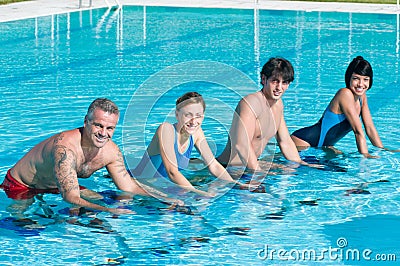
[{"x1": 0, "y1": 0, "x2": 399, "y2": 23}]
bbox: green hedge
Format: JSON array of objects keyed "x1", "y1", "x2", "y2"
[{"x1": 1, "y1": 0, "x2": 30, "y2": 5}]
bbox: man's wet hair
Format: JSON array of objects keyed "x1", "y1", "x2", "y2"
[
  {"x1": 260, "y1": 57, "x2": 294, "y2": 84},
  {"x1": 85, "y1": 98, "x2": 119, "y2": 122}
]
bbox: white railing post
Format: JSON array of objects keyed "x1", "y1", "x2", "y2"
[{"x1": 79, "y1": 0, "x2": 93, "y2": 8}]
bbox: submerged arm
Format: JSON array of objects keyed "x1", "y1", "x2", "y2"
[
  {"x1": 53, "y1": 145, "x2": 131, "y2": 214},
  {"x1": 276, "y1": 113, "x2": 302, "y2": 163},
  {"x1": 360, "y1": 96, "x2": 383, "y2": 148},
  {"x1": 195, "y1": 128, "x2": 235, "y2": 182},
  {"x1": 107, "y1": 144, "x2": 184, "y2": 205},
  {"x1": 231, "y1": 98, "x2": 262, "y2": 170},
  {"x1": 158, "y1": 123, "x2": 213, "y2": 197},
  {"x1": 339, "y1": 92, "x2": 374, "y2": 157},
  {"x1": 106, "y1": 144, "x2": 149, "y2": 195},
  {"x1": 276, "y1": 110, "x2": 323, "y2": 169}
]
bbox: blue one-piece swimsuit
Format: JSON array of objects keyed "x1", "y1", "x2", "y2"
[
  {"x1": 292, "y1": 99, "x2": 362, "y2": 147},
  {"x1": 132, "y1": 125, "x2": 194, "y2": 178}
]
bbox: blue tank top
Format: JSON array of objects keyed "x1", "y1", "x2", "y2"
[
  {"x1": 317, "y1": 98, "x2": 362, "y2": 147},
  {"x1": 291, "y1": 98, "x2": 362, "y2": 147},
  {"x1": 132, "y1": 124, "x2": 194, "y2": 178}
]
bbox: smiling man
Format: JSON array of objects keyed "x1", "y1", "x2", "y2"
[
  {"x1": 1, "y1": 98, "x2": 147, "y2": 214},
  {"x1": 217, "y1": 57, "x2": 305, "y2": 172}
]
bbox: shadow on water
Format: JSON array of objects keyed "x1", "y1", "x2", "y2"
[{"x1": 0, "y1": 189, "x2": 254, "y2": 264}]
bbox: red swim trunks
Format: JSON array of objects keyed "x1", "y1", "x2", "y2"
[{"x1": 1, "y1": 169, "x2": 85, "y2": 200}]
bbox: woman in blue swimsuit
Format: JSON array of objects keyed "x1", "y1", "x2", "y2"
[
  {"x1": 132, "y1": 92, "x2": 245, "y2": 197},
  {"x1": 291, "y1": 56, "x2": 393, "y2": 158}
]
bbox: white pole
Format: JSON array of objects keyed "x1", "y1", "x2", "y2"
[
  {"x1": 143, "y1": 6, "x2": 147, "y2": 43},
  {"x1": 396, "y1": 14, "x2": 399, "y2": 86},
  {"x1": 397, "y1": 13, "x2": 399, "y2": 54},
  {"x1": 254, "y1": 5, "x2": 260, "y2": 75}
]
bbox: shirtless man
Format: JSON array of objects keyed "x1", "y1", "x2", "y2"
[
  {"x1": 217, "y1": 57, "x2": 306, "y2": 172},
  {"x1": 1, "y1": 98, "x2": 147, "y2": 214}
]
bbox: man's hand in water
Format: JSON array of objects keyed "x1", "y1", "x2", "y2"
[{"x1": 109, "y1": 207, "x2": 135, "y2": 215}]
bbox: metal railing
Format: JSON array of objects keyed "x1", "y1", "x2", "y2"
[
  {"x1": 79, "y1": 0, "x2": 121, "y2": 9},
  {"x1": 79, "y1": 0, "x2": 92, "y2": 8},
  {"x1": 104, "y1": 0, "x2": 121, "y2": 8}
]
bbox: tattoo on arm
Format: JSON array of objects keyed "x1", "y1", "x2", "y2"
[
  {"x1": 113, "y1": 148, "x2": 131, "y2": 179},
  {"x1": 53, "y1": 133, "x2": 65, "y2": 145},
  {"x1": 53, "y1": 145, "x2": 79, "y2": 195}
]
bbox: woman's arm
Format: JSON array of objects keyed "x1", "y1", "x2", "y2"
[
  {"x1": 360, "y1": 95, "x2": 383, "y2": 148},
  {"x1": 338, "y1": 90, "x2": 374, "y2": 157},
  {"x1": 158, "y1": 123, "x2": 213, "y2": 197},
  {"x1": 194, "y1": 128, "x2": 235, "y2": 182}
]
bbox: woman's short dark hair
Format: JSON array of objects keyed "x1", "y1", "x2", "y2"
[{"x1": 345, "y1": 56, "x2": 373, "y2": 89}]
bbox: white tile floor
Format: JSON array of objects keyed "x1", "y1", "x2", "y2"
[{"x1": 0, "y1": 0, "x2": 399, "y2": 23}]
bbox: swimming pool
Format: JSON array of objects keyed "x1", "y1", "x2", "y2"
[{"x1": 0, "y1": 5, "x2": 399, "y2": 265}]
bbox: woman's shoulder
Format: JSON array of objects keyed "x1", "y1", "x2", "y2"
[
  {"x1": 334, "y1": 88, "x2": 353, "y2": 99},
  {"x1": 336, "y1": 87, "x2": 350, "y2": 94},
  {"x1": 328, "y1": 88, "x2": 351, "y2": 112},
  {"x1": 157, "y1": 122, "x2": 174, "y2": 130},
  {"x1": 154, "y1": 122, "x2": 175, "y2": 139}
]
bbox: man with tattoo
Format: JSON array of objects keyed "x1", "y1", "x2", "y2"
[{"x1": 1, "y1": 98, "x2": 148, "y2": 215}]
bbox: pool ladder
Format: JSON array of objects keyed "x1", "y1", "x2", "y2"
[
  {"x1": 79, "y1": 0, "x2": 121, "y2": 9},
  {"x1": 78, "y1": 0, "x2": 92, "y2": 8}
]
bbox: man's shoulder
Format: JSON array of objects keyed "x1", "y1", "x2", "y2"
[
  {"x1": 243, "y1": 91, "x2": 260, "y2": 99},
  {"x1": 231, "y1": 92, "x2": 261, "y2": 119},
  {"x1": 240, "y1": 91, "x2": 262, "y2": 106},
  {"x1": 275, "y1": 98, "x2": 284, "y2": 109},
  {"x1": 53, "y1": 128, "x2": 81, "y2": 143},
  {"x1": 104, "y1": 139, "x2": 121, "y2": 152},
  {"x1": 48, "y1": 128, "x2": 82, "y2": 153},
  {"x1": 101, "y1": 140, "x2": 124, "y2": 164}
]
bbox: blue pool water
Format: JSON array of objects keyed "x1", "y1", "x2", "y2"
[{"x1": 0, "y1": 5, "x2": 400, "y2": 265}]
